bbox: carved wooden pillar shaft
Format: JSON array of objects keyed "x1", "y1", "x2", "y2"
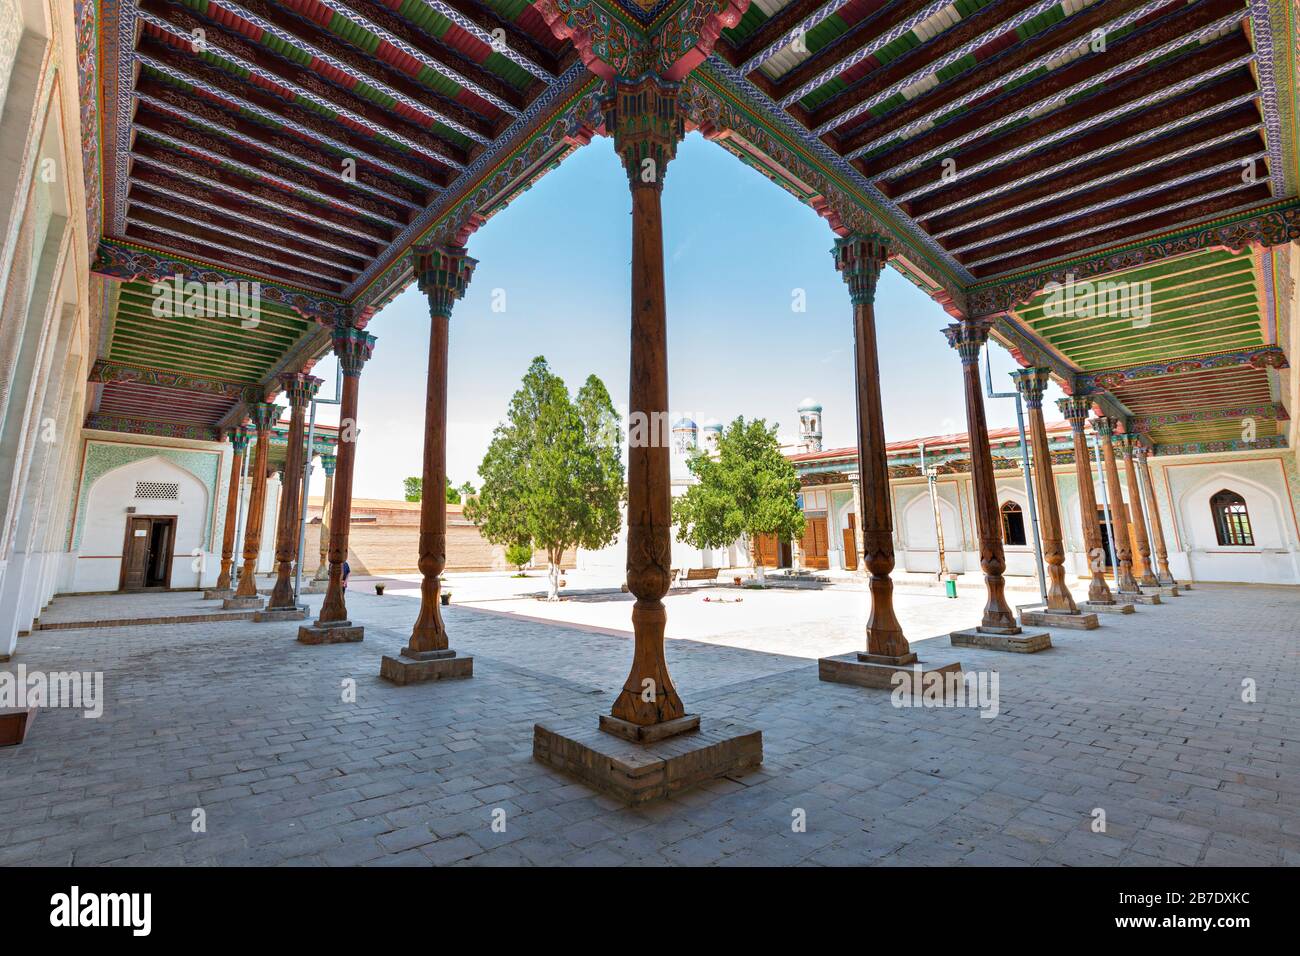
[
  {"x1": 1120, "y1": 434, "x2": 1159, "y2": 587},
  {"x1": 234, "y1": 402, "x2": 281, "y2": 598},
  {"x1": 407, "y1": 244, "x2": 476, "y2": 654},
  {"x1": 1092, "y1": 416, "x2": 1140, "y2": 594},
  {"x1": 1011, "y1": 367, "x2": 1078, "y2": 614},
  {"x1": 314, "y1": 454, "x2": 336, "y2": 581},
  {"x1": 268, "y1": 373, "x2": 323, "y2": 609},
  {"x1": 943, "y1": 318, "x2": 1017, "y2": 631},
  {"x1": 1058, "y1": 396, "x2": 1113, "y2": 604},
  {"x1": 317, "y1": 326, "x2": 376, "y2": 625},
  {"x1": 1135, "y1": 445, "x2": 1175, "y2": 584},
  {"x1": 836, "y1": 233, "x2": 908, "y2": 658},
  {"x1": 608, "y1": 75, "x2": 686, "y2": 726},
  {"x1": 215, "y1": 425, "x2": 250, "y2": 590}
]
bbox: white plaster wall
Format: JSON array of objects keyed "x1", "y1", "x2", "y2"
[
  {"x1": 898, "y1": 483, "x2": 964, "y2": 573},
  {"x1": 1162, "y1": 458, "x2": 1300, "y2": 584},
  {"x1": 73, "y1": 456, "x2": 213, "y2": 591}
]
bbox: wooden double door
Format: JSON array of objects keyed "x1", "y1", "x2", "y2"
[
  {"x1": 801, "y1": 516, "x2": 830, "y2": 570},
  {"x1": 119, "y1": 515, "x2": 176, "y2": 590}
]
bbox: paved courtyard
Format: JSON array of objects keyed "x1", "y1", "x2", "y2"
[{"x1": 1, "y1": 578, "x2": 1297, "y2": 866}]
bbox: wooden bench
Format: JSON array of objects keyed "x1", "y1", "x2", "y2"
[{"x1": 681, "y1": 567, "x2": 721, "y2": 582}]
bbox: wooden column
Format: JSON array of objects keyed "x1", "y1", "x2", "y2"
[
  {"x1": 1058, "y1": 396, "x2": 1114, "y2": 604},
  {"x1": 406, "y1": 244, "x2": 476, "y2": 655},
  {"x1": 267, "y1": 373, "x2": 323, "y2": 610},
  {"x1": 214, "y1": 425, "x2": 250, "y2": 591},
  {"x1": 315, "y1": 326, "x2": 377, "y2": 626},
  {"x1": 313, "y1": 453, "x2": 336, "y2": 582},
  {"x1": 1092, "y1": 416, "x2": 1140, "y2": 594},
  {"x1": 836, "y1": 234, "x2": 909, "y2": 659},
  {"x1": 608, "y1": 75, "x2": 687, "y2": 727},
  {"x1": 1135, "y1": 445, "x2": 1176, "y2": 585},
  {"x1": 943, "y1": 318, "x2": 1018, "y2": 632},
  {"x1": 233, "y1": 402, "x2": 281, "y2": 600},
  {"x1": 1011, "y1": 367, "x2": 1078, "y2": 614},
  {"x1": 1120, "y1": 434, "x2": 1159, "y2": 587}
]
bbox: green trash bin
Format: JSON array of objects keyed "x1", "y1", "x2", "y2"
[{"x1": 944, "y1": 577, "x2": 957, "y2": 599}]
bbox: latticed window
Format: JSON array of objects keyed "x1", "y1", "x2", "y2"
[
  {"x1": 1211, "y1": 490, "x2": 1254, "y2": 546},
  {"x1": 1000, "y1": 501, "x2": 1026, "y2": 546},
  {"x1": 134, "y1": 481, "x2": 179, "y2": 500}
]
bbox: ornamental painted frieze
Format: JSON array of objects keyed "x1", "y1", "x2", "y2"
[
  {"x1": 90, "y1": 239, "x2": 346, "y2": 325},
  {"x1": 968, "y1": 201, "x2": 1300, "y2": 317},
  {"x1": 88, "y1": 361, "x2": 254, "y2": 401},
  {"x1": 1079, "y1": 346, "x2": 1290, "y2": 391}
]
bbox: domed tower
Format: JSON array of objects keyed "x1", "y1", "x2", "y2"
[
  {"x1": 671, "y1": 417, "x2": 698, "y2": 456},
  {"x1": 701, "y1": 419, "x2": 723, "y2": 454},
  {"x1": 798, "y1": 398, "x2": 823, "y2": 453}
]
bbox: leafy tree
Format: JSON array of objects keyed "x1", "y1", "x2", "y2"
[
  {"x1": 457, "y1": 480, "x2": 476, "y2": 500},
  {"x1": 672, "y1": 416, "x2": 804, "y2": 582},
  {"x1": 403, "y1": 476, "x2": 422, "y2": 502},
  {"x1": 445, "y1": 478, "x2": 460, "y2": 504},
  {"x1": 464, "y1": 357, "x2": 625, "y2": 599},
  {"x1": 505, "y1": 542, "x2": 533, "y2": 574}
]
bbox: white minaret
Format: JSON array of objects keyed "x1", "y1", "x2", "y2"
[
  {"x1": 798, "y1": 398, "x2": 823, "y2": 453},
  {"x1": 701, "y1": 419, "x2": 722, "y2": 454}
]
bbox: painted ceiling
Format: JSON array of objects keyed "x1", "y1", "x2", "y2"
[{"x1": 81, "y1": 0, "x2": 1298, "y2": 456}]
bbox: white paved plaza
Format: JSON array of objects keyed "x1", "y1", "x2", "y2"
[{"x1": 1, "y1": 576, "x2": 1297, "y2": 866}]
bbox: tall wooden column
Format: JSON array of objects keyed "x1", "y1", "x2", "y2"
[
  {"x1": 313, "y1": 453, "x2": 336, "y2": 582},
  {"x1": 608, "y1": 75, "x2": 687, "y2": 728},
  {"x1": 1135, "y1": 445, "x2": 1176, "y2": 585},
  {"x1": 943, "y1": 318, "x2": 1018, "y2": 632},
  {"x1": 213, "y1": 425, "x2": 250, "y2": 593},
  {"x1": 266, "y1": 373, "x2": 322, "y2": 612},
  {"x1": 301, "y1": 325, "x2": 376, "y2": 644},
  {"x1": 835, "y1": 234, "x2": 910, "y2": 659},
  {"x1": 1120, "y1": 433, "x2": 1159, "y2": 587},
  {"x1": 1011, "y1": 367, "x2": 1078, "y2": 614},
  {"x1": 229, "y1": 402, "x2": 280, "y2": 605},
  {"x1": 402, "y1": 244, "x2": 476, "y2": 660},
  {"x1": 1058, "y1": 396, "x2": 1114, "y2": 604},
  {"x1": 1092, "y1": 416, "x2": 1140, "y2": 594}
]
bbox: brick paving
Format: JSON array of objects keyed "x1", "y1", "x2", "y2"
[{"x1": 0, "y1": 583, "x2": 1296, "y2": 866}]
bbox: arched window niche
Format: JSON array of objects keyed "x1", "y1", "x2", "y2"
[
  {"x1": 1210, "y1": 490, "x2": 1254, "y2": 547},
  {"x1": 1000, "y1": 500, "x2": 1027, "y2": 546}
]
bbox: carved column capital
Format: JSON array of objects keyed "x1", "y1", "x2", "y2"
[
  {"x1": 603, "y1": 75, "x2": 684, "y2": 191},
  {"x1": 248, "y1": 402, "x2": 281, "y2": 433},
  {"x1": 279, "y1": 372, "x2": 323, "y2": 409},
  {"x1": 1010, "y1": 367, "x2": 1051, "y2": 410},
  {"x1": 1090, "y1": 414, "x2": 1117, "y2": 439},
  {"x1": 332, "y1": 325, "x2": 377, "y2": 378},
  {"x1": 228, "y1": 424, "x2": 252, "y2": 454},
  {"x1": 833, "y1": 233, "x2": 890, "y2": 306},
  {"x1": 413, "y1": 244, "x2": 478, "y2": 319},
  {"x1": 1056, "y1": 395, "x2": 1093, "y2": 426},
  {"x1": 943, "y1": 316, "x2": 994, "y2": 364},
  {"x1": 320, "y1": 453, "x2": 337, "y2": 477}
]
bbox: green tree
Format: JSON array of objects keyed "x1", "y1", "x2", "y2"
[
  {"x1": 672, "y1": 416, "x2": 804, "y2": 582},
  {"x1": 464, "y1": 357, "x2": 625, "y2": 599},
  {"x1": 403, "y1": 476, "x2": 422, "y2": 502},
  {"x1": 505, "y1": 542, "x2": 533, "y2": 574},
  {"x1": 445, "y1": 478, "x2": 460, "y2": 504}
]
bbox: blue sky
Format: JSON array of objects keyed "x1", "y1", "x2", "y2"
[{"x1": 308, "y1": 131, "x2": 1063, "y2": 500}]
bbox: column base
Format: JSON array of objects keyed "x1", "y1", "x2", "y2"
[
  {"x1": 223, "y1": 595, "x2": 264, "y2": 610},
  {"x1": 818, "y1": 651, "x2": 962, "y2": 690},
  {"x1": 1116, "y1": 591, "x2": 1162, "y2": 605},
  {"x1": 951, "y1": 628, "x2": 1052, "y2": 653},
  {"x1": 1085, "y1": 600, "x2": 1135, "y2": 615},
  {"x1": 203, "y1": 587, "x2": 234, "y2": 601},
  {"x1": 1019, "y1": 609, "x2": 1100, "y2": 630},
  {"x1": 297, "y1": 620, "x2": 364, "y2": 644},
  {"x1": 599, "y1": 713, "x2": 700, "y2": 743},
  {"x1": 1142, "y1": 584, "x2": 1180, "y2": 597},
  {"x1": 0, "y1": 706, "x2": 37, "y2": 746},
  {"x1": 379, "y1": 648, "x2": 473, "y2": 685},
  {"x1": 533, "y1": 716, "x2": 762, "y2": 805},
  {"x1": 254, "y1": 605, "x2": 308, "y2": 623}
]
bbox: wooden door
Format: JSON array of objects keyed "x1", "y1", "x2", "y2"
[
  {"x1": 842, "y1": 514, "x2": 858, "y2": 571},
  {"x1": 121, "y1": 517, "x2": 153, "y2": 590},
  {"x1": 802, "y1": 517, "x2": 829, "y2": 569},
  {"x1": 754, "y1": 532, "x2": 780, "y2": 568}
]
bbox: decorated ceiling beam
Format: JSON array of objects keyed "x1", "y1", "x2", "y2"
[
  {"x1": 91, "y1": 238, "x2": 348, "y2": 325},
  {"x1": 1130, "y1": 401, "x2": 1289, "y2": 434},
  {"x1": 88, "y1": 359, "x2": 263, "y2": 403},
  {"x1": 1077, "y1": 345, "x2": 1289, "y2": 393}
]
